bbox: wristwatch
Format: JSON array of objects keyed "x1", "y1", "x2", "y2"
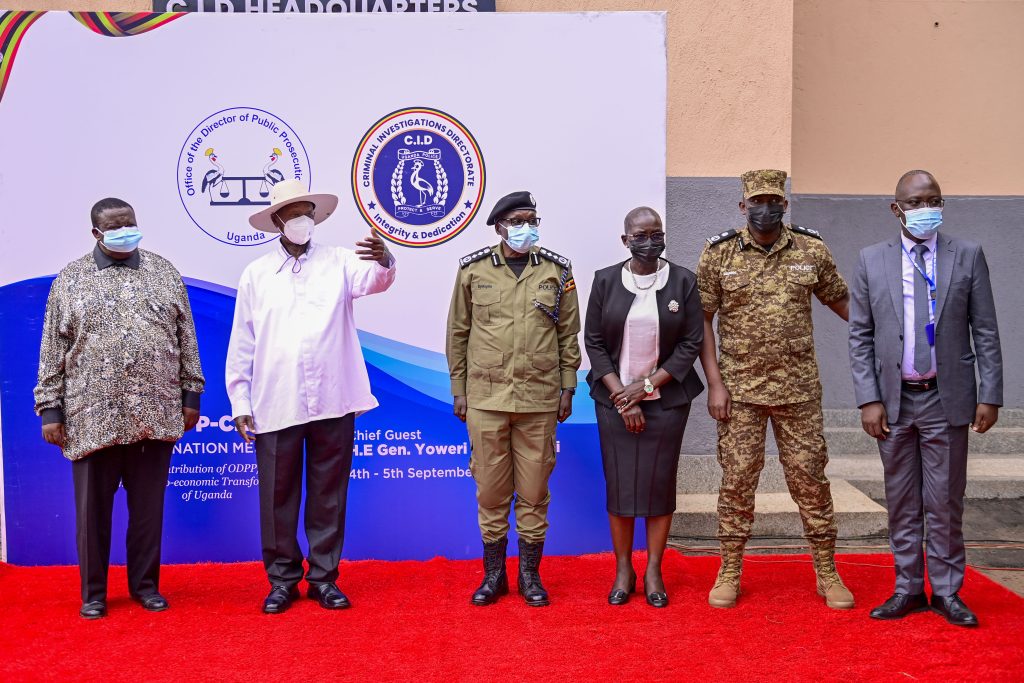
[{"x1": 643, "y1": 377, "x2": 655, "y2": 395}]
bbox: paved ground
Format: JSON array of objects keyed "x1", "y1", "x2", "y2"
[{"x1": 962, "y1": 498, "x2": 1024, "y2": 596}]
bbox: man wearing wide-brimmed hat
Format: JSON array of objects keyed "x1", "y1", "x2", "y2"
[{"x1": 226, "y1": 179, "x2": 395, "y2": 614}]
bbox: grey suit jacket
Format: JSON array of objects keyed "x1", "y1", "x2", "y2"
[{"x1": 849, "y1": 232, "x2": 1002, "y2": 426}]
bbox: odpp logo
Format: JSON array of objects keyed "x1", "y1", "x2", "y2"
[
  {"x1": 177, "y1": 107, "x2": 311, "y2": 246},
  {"x1": 352, "y1": 107, "x2": 485, "y2": 248}
]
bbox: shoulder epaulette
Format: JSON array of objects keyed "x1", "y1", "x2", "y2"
[
  {"x1": 537, "y1": 247, "x2": 571, "y2": 268},
  {"x1": 706, "y1": 229, "x2": 740, "y2": 246},
  {"x1": 459, "y1": 246, "x2": 494, "y2": 269},
  {"x1": 791, "y1": 225, "x2": 823, "y2": 240}
]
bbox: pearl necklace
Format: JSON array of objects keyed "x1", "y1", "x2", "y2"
[{"x1": 628, "y1": 259, "x2": 663, "y2": 291}]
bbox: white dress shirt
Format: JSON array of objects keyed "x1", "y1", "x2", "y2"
[
  {"x1": 900, "y1": 232, "x2": 938, "y2": 380},
  {"x1": 619, "y1": 263, "x2": 669, "y2": 400},
  {"x1": 226, "y1": 240, "x2": 396, "y2": 433}
]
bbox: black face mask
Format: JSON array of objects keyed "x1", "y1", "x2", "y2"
[
  {"x1": 745, "y1": 203, "x2": 786, "y2": 233},
  {"x1": 628, "y1": 243, "x2": 665, "y2": 263}
]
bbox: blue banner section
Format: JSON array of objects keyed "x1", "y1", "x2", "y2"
[{"x1": 0, "y1": 277, "x2": 611, "y2": 565}]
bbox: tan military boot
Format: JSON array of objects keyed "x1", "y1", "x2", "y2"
[
  {"x1": 811, "y1": 543, "x2": 855, "y2": 609},
  {"x1": 708, "y1": 542, "x2": 744, "y2": 608}
]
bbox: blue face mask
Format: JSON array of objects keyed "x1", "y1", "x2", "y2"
[
  {"x1": 899, "y1": 206, "x2": 943, "y2": 239},
  {"x1": 101, "y1": 226, "x2": 143, "y2": 253},
  {"x1": 503, "y1": 224, "x2": 540, "y2": 253}
]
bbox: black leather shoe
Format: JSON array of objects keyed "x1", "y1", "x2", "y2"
[
  {"x1": 263, "y1": 585, "x2": 299, "y2": 614},
  {"x1": 517, "y1": 539, "x2": 549, "y2": 607},
  {"x1": 472, "y1": 538, "x2": 509, "y2": 606},
  {"x1": 608, "y1": 571, "x2": 637, "y2": 606},
  {"x1": 869, "y1": 592, "x2": 928, "y2": 620},
  {"x1": 133, "y1": 593, "x2": 169, "y2": 612},
  {"x1": 307, "y1": 583, "x2": 351, "y2": 610},
  {"x1": 80, "y1": 601, "x2": 107, "y2": 619},
  {"x1": 931, "y1": 593, "x2": 978, "y2": 627},
  {"x1": 644, "y1": 578, "x2": 669, "y2": 608}
]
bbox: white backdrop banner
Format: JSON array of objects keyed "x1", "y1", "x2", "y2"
[{"x1": 0, "y1": 9, "x2": 666, "y2": 564}]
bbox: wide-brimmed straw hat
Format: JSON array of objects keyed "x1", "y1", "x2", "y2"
[{"x1": 248, "y1": 179, "x2": 339, "y2": 232}]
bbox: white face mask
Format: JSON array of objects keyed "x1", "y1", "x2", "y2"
[{"x1": 282, "y1": 215, "x2": 314, "y2": 245}]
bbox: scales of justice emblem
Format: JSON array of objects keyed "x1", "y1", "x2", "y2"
[
  {"x1": 390, "y1": 148, "x2": 448, "y2": 219},
  {"x1": 201, "y1": 147, "x2": 286, "y2": 206}
]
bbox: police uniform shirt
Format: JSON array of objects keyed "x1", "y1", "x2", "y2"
[{"x1": 447, "y1": 244, "x2": 581, "y2": 413}]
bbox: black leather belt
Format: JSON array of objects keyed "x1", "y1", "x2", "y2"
[{"x1": 902, "y1": 378, "x2": 938, "y2": 392}]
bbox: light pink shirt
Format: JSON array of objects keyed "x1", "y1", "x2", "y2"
[
  {"x1": 618, "y1": 263, "x2": 669, "y2": 400},
  {"x1": 226, "y1": 240, "x2": 396, "y2": 433},
  {"x1": 900, "y1": 232, "x2": 938, "y2": 380}
]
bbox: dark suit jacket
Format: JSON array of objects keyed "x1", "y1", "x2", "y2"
[
  {"x1": 584, "y1": 260, "x2": 705, "y2": 409},
  {"x1": 849, "y1": 232, "x2": 1003, "y2": 426}
]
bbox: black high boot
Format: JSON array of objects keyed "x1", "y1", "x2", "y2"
[
  {"x1": 517, "y1": 539, "x2": 549, "y2": 607},
  {"x1": 471, "y1": 538, "x2": 509, "y2": 606}
]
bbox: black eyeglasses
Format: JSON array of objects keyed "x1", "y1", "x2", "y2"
[
  {"x1": 625, "y1": 232, "x2": 666, "y2": 245},
  {"x1": 500, "y1": 217, "x2": 541, "y2": 228},
  {"x1": 896, "y1": 198, "x2": 945, "y2": 210}
]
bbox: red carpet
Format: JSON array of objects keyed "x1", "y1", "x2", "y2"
[{"x1": 0, "y1": 552, "x2": 1021, "y2": 682}]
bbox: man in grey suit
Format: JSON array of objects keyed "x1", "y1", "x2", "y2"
[{"x1": 849, "y1": 170, "x2": 1002, "y2": 627}]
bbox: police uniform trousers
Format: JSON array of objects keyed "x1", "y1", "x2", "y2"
[
  {"x1": 596, "y1": 400, "x2": 690, "y2": 518},
  {"x1": 878, "y1": 387, "x2": 969, "y2": 597},
  {"x1": 254, "y1": 414, "x2": 354, "y2": 588},
  {"x1": 72, "y1": 439, "x2": 175, "y2": 604},
  {"x1": 717, "y1": 399, "x2": 837, "y2": 544},
  {"x1": 466, "y1": 407, "x2": 557, "y2": 544}
]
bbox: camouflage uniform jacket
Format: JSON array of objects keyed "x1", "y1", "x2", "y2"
[{"x1": 697, "y1": 224, "x2": 848, "y2": 405}]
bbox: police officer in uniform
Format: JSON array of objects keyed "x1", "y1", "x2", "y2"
[
  {"x1": 446, "y1": 190, "x2": 581, "y2": 607},
  {"x1": 696, "y1": 170, "x2": 854, "y2": 610}
]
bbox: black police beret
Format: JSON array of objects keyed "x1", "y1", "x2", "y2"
[{"x1": 486, "y1": 190, "x2": 537, "y2": 225}]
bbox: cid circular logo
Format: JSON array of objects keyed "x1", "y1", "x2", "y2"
[{"x1": 352, "y1": 107, "x2": 485, "y2": 248}]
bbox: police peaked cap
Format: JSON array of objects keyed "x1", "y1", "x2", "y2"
[{"x1": 486, "y1": 190, "x2": 537, "y2": 225}]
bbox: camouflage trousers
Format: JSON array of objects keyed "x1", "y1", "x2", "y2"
[{"x1": 717, "y1": 399, "x2": 838, "y2": 544}]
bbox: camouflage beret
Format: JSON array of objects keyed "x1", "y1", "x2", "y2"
[
  {"x1": 741, "y1": 169, "x2": 787, "y2": 200},
  {"x1": 486, "y1": 190, "x2": 537, "y2": 225}
]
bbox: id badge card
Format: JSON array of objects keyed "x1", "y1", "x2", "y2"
[{"x1": 925, "y1": 321, "x2": 935, "y2": 346}]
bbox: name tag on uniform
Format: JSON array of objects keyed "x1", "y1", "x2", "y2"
[{"x1": 926, "y1": 321, "x2": 935, "y2": 347}]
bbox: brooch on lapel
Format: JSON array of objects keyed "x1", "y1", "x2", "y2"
[{"x1": 668, "y1": 300, "x2": 680, "y2": 313}]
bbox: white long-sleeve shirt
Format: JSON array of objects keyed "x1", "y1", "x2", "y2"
[{"x1": 226, "y1": 240, "x2": 396, "y2": 433}]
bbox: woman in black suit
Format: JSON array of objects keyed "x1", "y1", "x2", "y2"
[{"x1": 584, "y1": 207, "x2": 704, "y2": 607}]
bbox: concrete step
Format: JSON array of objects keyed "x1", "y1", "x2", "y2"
[
  {"x1": 670, "y1": 479, "x2": 888, "y2": 538},
  {"x1": 828, "y1": 454, "x2": 1024, "y2": 500},
  {"x1": 824, "y1": 426, "x2": 1024, "y2": 455},
  {"x1": 677, "y1": 453, "x2": 1024, "y2": 499},
  {"x1": 824, "y1": 408, "x2": 1024, "y2": 429}
]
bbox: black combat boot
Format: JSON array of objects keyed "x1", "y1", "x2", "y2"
[
  {"x1": 471, "y1": 538, "x2": 509, "y2": 606},
  {"x1": 517, "y1": 538, "x2": 549, "y2": 607}
]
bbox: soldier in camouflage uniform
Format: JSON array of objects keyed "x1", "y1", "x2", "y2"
[
  {"x1": 696, "y1": 169, "x2": 854, "y2": 610},
  {"x1": 446, "y1": 190, "x2": 581, "y2": 607}
]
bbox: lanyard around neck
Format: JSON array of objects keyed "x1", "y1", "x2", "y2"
[{"x1": 901, "y1": 242, "x2": 937, "y2": 321}]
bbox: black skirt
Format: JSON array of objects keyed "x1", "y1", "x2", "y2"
[{"x1": 595, "y1": 399, "x2": 690, "y2": 518}]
